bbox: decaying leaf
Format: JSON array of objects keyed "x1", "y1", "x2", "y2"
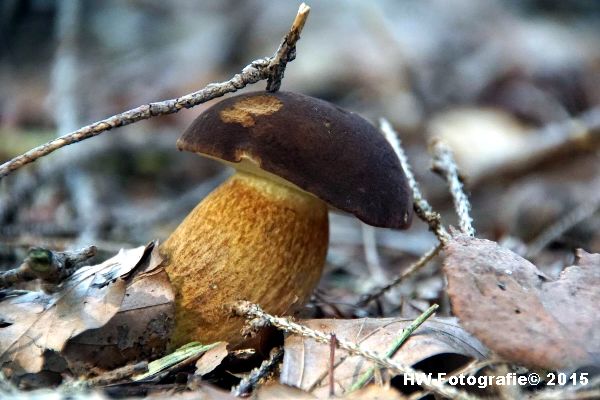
[
  {"x1": 195, "y1": 342, "x2": 229, "y2": 376},
  {"x1": 62, "y1": 248, "x2": 174, "y2": 373},
  {"x1": 444, "y1": 235, "x2": 600, "y2": 369},
  {"x1": 0, "y1": 242, "x2": 162, "y2": 375},
  {"x1": 280, "y1": 317, "x2": 487, "y2": 398}
]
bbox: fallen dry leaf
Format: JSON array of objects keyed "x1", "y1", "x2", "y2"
[
  {"x1": 62, "y1": 245, "x2": 174, "y2": 373},
  {"x1": 195, "y1": 342, "x2": 229, "y2": 376},
  {"x1": 0, "y1": 242, "x2": 159, "y2": 375},
  {"x1": 444, "y1": 235, "x2": 600, "y2": 369},
  {"x1": 280, "y1": 317, "x2": 487, "y2": 398}
]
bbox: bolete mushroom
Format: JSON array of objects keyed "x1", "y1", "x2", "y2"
[{"x1": 160, "y1": 91, "x2": 412, "y2": 347}]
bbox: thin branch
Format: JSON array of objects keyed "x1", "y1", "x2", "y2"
[
  {"x1": 430, "y1": 138, "x2": 475, "y2": 237},
  {"x1": 358, "y1": 243, "x2": 442, "y2": 306},
  {"x1": 526, "y1": 199, "x2": 600, "y2": 258},
  {"x1": 359, "y1": 119, "x2": 449, "y2": 305},
  {"x1": 329, "y1": 333, "x2": 337, "y2": 397},
  {"x1": 0, "y1": 246, "x2": 96, "y2": 289},
  {"x1": 349, "y1": 304, "x2": 439, "y2": 392},
  {"x1": 232, "y1": 301, "x2": 479, "y2": 400},
  {"x1": 0, "y1": 3, "x2": 311, "y2": 180},
  {"x1": 379, "y1": 119, "x2": 450, "y2": 243},
  {"x1": 84, "y1": 361, "x2": 148, "y2": 387},
  {"x1": 233, "y1": 347, "x2": 284, "y2": 397},
  {"x1": 266, "y1": 3, "x2": 310, "y2": 92}
]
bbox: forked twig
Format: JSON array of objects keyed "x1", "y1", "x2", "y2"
[
  {"x1": 0, "y1": 246, "x2": 96, "y2": 289},
  {"x1": 0, "y1": 4, "x2": 311, "y2": 179},
  {"x1": 430, "y1": 138, "x2": 475, "y2": 237},
  {"x1": 359, "y1": 120, "x2": 449, "y2": 305},
  {"x1": 358, "y1": 243, "x2": 442, "y2": 306}
]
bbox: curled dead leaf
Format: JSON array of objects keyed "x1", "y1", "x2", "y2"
[{"x1": 444, "y1": 235, "x2": 600, "y2": 369}]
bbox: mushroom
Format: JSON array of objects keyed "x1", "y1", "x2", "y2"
[{"x1": 160, "y1": 91, "x2": 413, "y2": 347}]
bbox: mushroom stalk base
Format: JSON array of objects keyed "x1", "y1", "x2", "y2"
[{"x1": 160, "y1": 172, "x2": 329, "y2": 348}]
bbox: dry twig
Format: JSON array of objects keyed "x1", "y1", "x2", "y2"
[
  {"x1": 0, "y1": 3, "x2": 311, "y2": 179},
  {"x1": 380, "y1": 119, "x2": 450, "y2": 243},
  {"x1": 526, "y1": 199, "x2": 600, "y2": 258},
  {"x1": 0, "y1": 245, "x2": 96, "y2": 289},
  {"x1": 84, "y1": 361, "x2": 149, "y2": 387},
  {"x1": 359, "y1": 120, "x2": 449, "y2": 305},
  {"x1": 233, "y1": 347, "x2": 284, "y2": 397},
  {"x1": 430, "y1": 138, "x2": 475, "y2": 237},
  {"x1": 329, "y1": 333, "x2": 337, "y2": 396},
  {"x1": 358, "y1": 243, "x2": 442, "y2": 306},
  {"x1": 266, "y1": 3, "x2": 310, "y2": 91},
  {"x1": 232, "y1": 301, "x2": 479, "y2": 400}
]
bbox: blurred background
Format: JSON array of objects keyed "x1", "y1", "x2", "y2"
[{"x1": 2, "y1": 0, "x2": 600, "y2": 316}]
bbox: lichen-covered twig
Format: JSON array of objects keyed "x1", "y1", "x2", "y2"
[
  {"x1": 359, "y1": 120, "x2": 449, "y2": 305},
  {"x1": 430, "y1": 138, "x2": 475, "y2": 237},
  {"x1": 0, "y1": 3, "x2": 311, "y2": 180},
  {"x1": 349, "y1": 304, "x2": 439, "y2": 392},
  {"x1": 233, "y1": 347, "x2": 284, "y2": 397},
  {"x1": 380, "y1": 119, "x2": 450, "y2": 243},
  {"x1": 232, "y1": 301, "x2": 479, "y2": 400},
  {"x1": 0, "y1": 246, "x2": 96, "y2": 289}
]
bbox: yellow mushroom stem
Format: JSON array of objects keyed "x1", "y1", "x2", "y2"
[{"x1": 160, "y1": 171, "x2": 329, "y2": 348}]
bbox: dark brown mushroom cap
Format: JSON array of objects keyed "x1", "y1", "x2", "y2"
[{"x1": 177, "y1": 91, "x2": 413, "y2": 229}]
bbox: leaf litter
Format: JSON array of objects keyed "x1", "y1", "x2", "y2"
[
  {"x1": 0, "y1": 242, "x2": 166, "y2": 376},
  {"x1": 280, "y1": 317, "x2": 488, "y2": 397},
  {"x1": 444, "y1": 235, "x2": 600, "y2": 369}
]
